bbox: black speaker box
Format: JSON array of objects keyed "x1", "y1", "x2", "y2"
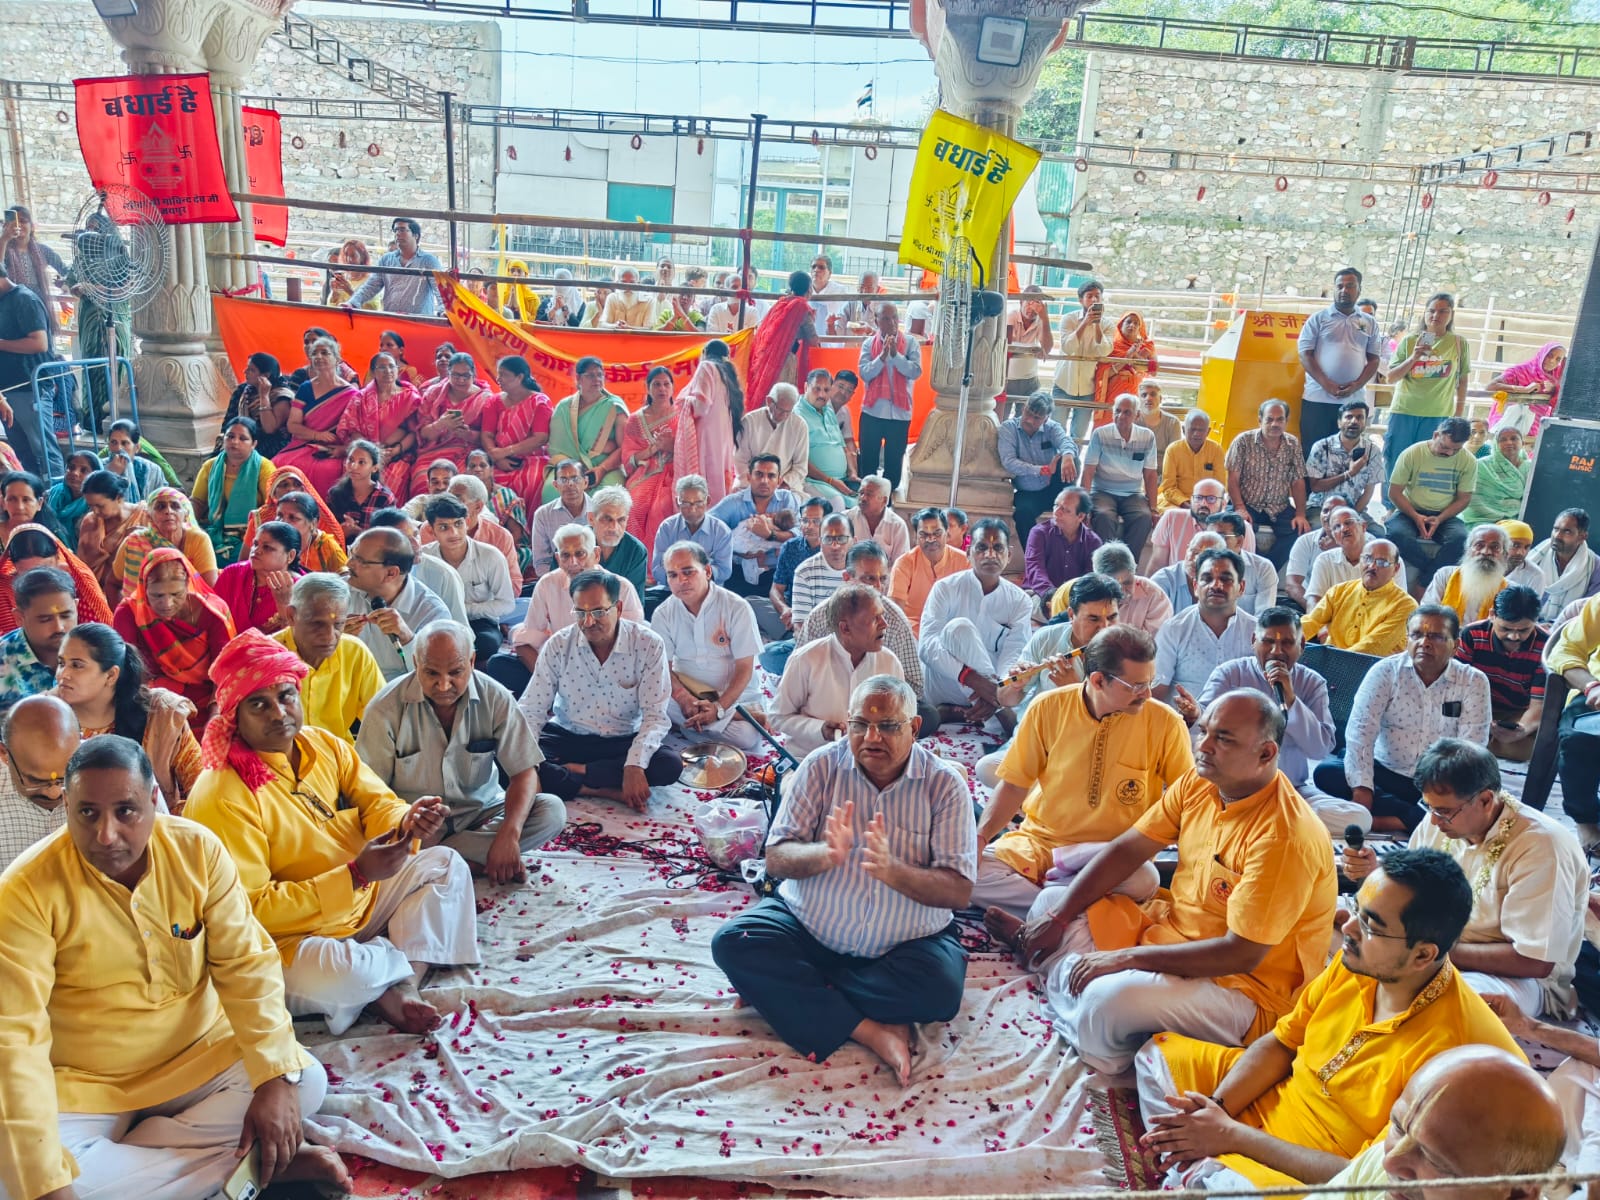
[
  {"x1": 1522, "y1": 418, "x2": 1600, "y2": 551},
  {"x1": 1557, "y1": 226, "x2": 1600, "y2": 421}
]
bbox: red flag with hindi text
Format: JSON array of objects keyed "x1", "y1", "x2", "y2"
[
  {"x1": 241, "y1": 106, "x2": 287, "y2": 246},
  {"x1": 73, "y1": 73, "x2": 238, "y2": 225}
]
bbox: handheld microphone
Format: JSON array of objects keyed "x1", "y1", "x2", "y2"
[
  {"x1": 369, "y1": 595, "x2": 403, "y2": 650},
  {"x1": 1272, "y1": 681, "x2": 1287, "y2": 710},
  {"x1": 1343, "y1": 824, "x2": 1365, "y2": 852}
]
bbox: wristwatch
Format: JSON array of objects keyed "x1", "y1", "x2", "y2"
[
  {"x1": 715, "y1": 703, "x2": 727, "y2": 720},
  {"x1": 280, "y1": 1069, "x2": 303, "y2": 1085}
]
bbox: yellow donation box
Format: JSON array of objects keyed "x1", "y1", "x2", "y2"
[{"x1": 1199, "y1": 311, "x2": 1308, "y2": 443}]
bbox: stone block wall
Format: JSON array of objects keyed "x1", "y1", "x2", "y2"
[
  {"x1": 0, "y1": 0, "x2": 499, "y2": 259},
  {"x1": 1069, "y1": 52, "x2": 1600, "y2": 311}
]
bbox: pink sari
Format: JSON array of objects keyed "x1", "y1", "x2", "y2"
[
  {"x1": 674, "y1": 358, "x2": 735, "y2": 504},
  {"x1": 622, "y1": 405, "x2": 679, "y2": 573},
  {"x1": 409, "y1": 379, "x2": 493, "y2": 495},
  {"x1": 337, "y1": 380, "x2": 422, "y2": 497},
  {"x1": 276, "y1": 381, "x2": 358, "y2": 495},
  {"x1": 481, "y1": 391, "x2": 553, "y2": 510}
]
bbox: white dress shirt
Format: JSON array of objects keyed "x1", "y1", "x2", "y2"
[
  {"x1": 518, "y1": 620, "x2": 671, "y2": 767},
  {"x1": 513, "y1": 569, "x2": 644, "y2": 651},
  {"x1": 422, "y1": 538, "x2": 514, "y2": 621},
  {"x1": 1154, "y1": 605, "x2": 1257, "y2": 696},
  {"x1": 349, "y1": 576, "x2": 452, "y2": 681},
  {"x1": 850, "y1": 506, "x2": 911, "y2": 566},
  {"x1": 1343, "y1": 654, "x2": 1491, "y2": 788},
  {"x1": 771, "y1": 634, "x2": 903, "y2": 756},
  {"x1": 651, "y1": 585, "x2": 762, "y2": 709}
]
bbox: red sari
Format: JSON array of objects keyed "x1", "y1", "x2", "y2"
[
  {"x1": 337, "y1": 380, "x2": 422, "y2": 498},
  {"x1": 480, "y1": 390, "x2": 553, "y2": 510},
  {"x1": 744, "y1": 294, "x2": 814, "y2": 413},
  {"x1": 622, "y1": 404, "x2": 679, "y2": 571},
  {"x1": 410, "y1": 379, "x2": 493, "y2": 495}
]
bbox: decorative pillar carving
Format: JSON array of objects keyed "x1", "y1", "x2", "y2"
[{"x1": 904, "y1": 1, "x2": 1093, "y2": 538}]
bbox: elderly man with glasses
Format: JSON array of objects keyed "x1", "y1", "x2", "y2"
[
  {"x1": 713, "y1": 675, "x2": 976, "y2": 1087},
  {"x1": 0, "y1": 693, "x2": 81, "y2": 870},
  {"x1": 1301, "y1": 537, "x2": 1417, "y2": 657}
]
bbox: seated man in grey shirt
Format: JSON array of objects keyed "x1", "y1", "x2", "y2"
[{"x1": 357, "y1": 621, "x2": 567, "y2": 885}]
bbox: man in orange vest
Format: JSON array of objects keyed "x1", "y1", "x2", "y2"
[{"x1": 855, "y1": 305, "x2": 922, "y2": 494}]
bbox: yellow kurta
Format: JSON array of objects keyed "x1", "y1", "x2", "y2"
[
  {"x1": 190, "y1": 456, "x2": 277, "y2": 515},
  {"x1": 274, "y1": 628, "x2": 384, "y2": 745},
  {"x1": 184, "y1": 727, "x2": 411, "y2": 962},
  {"x1": 993, "y1": 684, "x2": 1195, "y2": 883},
  {"x1": 1158, "y1": 436, "x2": 1227, "y2": 512},
  {"x1": 1133, "y1": 769, "x2": 1337, "y2": 1034},
  {"x1": 0, "y1": 818, "x2": 307, "y2": 1200},
  {"x1": 301, "y1": 531, "x2": 349, "y2": 575},
  {"x1": 1549, "y1": 592, "x2": 1600, "y2": 703},
  {"x1": 1301, "y1": 578, "x2": 1417, "y2": 657}
]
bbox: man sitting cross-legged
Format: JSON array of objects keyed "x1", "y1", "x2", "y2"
[
  {"x1": 972, "y1": 625, "x2": 1193, "y2": 917},
  {"x1": 186, "y1": 629, "x2": 478, "y2": 1036},
  {"x1": 773, "y1": 584, "x2": 903, "y2": 757},
  {"x1": 712, "y1": 675, "x2": 976, "y2": 1087},
  {"x1": 358, "y1": 621, "x2": 567, "y2": 887},
  {"x1": 0, "y1": 735, "x2": 349, "y2": 1200},
  {"x1": 1342, "y1": 738, "x2": 1586, "y2": 1019},
  {"x1": 517, "y1": 568, "x2": 678, "y2": 811},
  {"x1": 1134, "y1": 848, "x2": 1520, "y2": 1191},
  {"x1": 988, "y1": 690, "x2": 1336, "y2": 1075}
]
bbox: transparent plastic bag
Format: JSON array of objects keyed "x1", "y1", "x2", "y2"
[{"x1": 692, "y1": 799, "x2": 767, "y2": 870}]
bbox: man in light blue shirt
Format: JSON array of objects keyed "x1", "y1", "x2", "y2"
[
  {"x1": 1080, "y1": 393, "x2": 1159, "y2": 560},
  {"x1": 1296, "y1": 266, "x2": 1383, "y2": 453},
  {"x1": 650, "y1": 474, "x2": 733, "y2": 587},
  {"x1": 345, "y1": 217, "x2": 446, "y2": 316},
  {"x1": 711, "y1": 675, "x2": 976, "y2": 1087},
  {"x1": 998, "y1": 390, "x2": 1077, "y2": 537},
  {"x1": 1154, "y1": 547, "x2": 1255, "y2": 717}
]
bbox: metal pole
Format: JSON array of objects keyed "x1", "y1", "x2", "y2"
[
  {"x1": 737, "y1": 112, "x2": 766, "y2": 328},
  {"x1": 442, "y1": 91, "x2": 460, "y2": 270}
]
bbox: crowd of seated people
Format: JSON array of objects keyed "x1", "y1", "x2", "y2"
[{"x1": 4, "y1": 269, "x2": 1599, "y2": 1200}]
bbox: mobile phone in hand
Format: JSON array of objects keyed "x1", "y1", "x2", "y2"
[
  {"x1": 223, "y1": 1149, "x2": 261, "y2": 1200},
  {"x1": 1351, "y1": 445, "x2": 1366, "y2": 461}
]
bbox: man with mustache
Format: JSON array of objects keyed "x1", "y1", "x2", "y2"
[
  {"x1": 1305, "y1": 507, "x2": 1408, "y2": 609},
  {"x1": 1302, "y1": 536, "x2": 1417, "y2": 656},
  {"x1": 1422, "y1": 523, "x2": 1512, "y2": 624},
  {"x1": 1154, "y1": 548, "x2": 1255, "y2": 722}
]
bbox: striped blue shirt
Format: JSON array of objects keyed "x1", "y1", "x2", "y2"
[{"x1": 769, "y1": 739, "x2": 977, "y2": 958}]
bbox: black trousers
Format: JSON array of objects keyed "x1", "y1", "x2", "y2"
[
  {"x1": 468, "y1": 617, "x2": 503, "y2": 665},
  {"x1": 858, "y1": 413, "x2": 910, "y2": 492},
  {"x1": 537, "y1": 723, "x2": 680, "y2": 802},
  {"x1": 1312, "y1": 754, "x2": 1425, "y2": 833},
  {"x1": 710, "y1": 897, "x2": 967, "y2": 1059},
  {"x1": 482, "y1": 650, "x2": 532, "y2": 700},
  {"x1": 1247, "y1": 505, "x2": 1299, "y2": 572},
  {"x1": 1297, "y1": 401, "x2": 1341, "y2": 453},
  {"x1": 1385, "y1": 510, "x2": 1468, "y2": 588},
  {"x1": 1556, "y1": 702, "x2": 1600, "y2": 826},
  {"x1": 1013, "y1": 481, "x2": 1063, "y2": 539}
]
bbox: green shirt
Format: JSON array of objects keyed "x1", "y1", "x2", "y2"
[
  {"x1": 1388, "y1": 331, "x2": 1470, "y2": 418},
  {"x1": 1391, "y1": 441, "x2": 1478, "y2": 513},
  {"x1": 798, "y1": 397, "x2": 849, "y2": 480}
]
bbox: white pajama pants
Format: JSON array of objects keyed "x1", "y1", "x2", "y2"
[
  {"x1": 443, "y1": 792, "x2": 568, "y2": 867},
  {"x1": 968, "y1": 844, "x2": 1161, "y2": 920},
  {"x1": 282, "y1": 845, "x2": 479, "y2": 1035},
  {"x1": 1029, "y1": 886, "x2": 1257, "y2": 1076},
  {"x1": 1134, "y1": 1037, "x2": 1258, "y2": 1191},
  {"x1": 1297, "y1": 781, "x2": 1374, "y2": 838},
  {"x1": 1549, "y1": 1058, "x2": 1600, "y2": 1179},
  {"x1": 920, "y1": 617, "x2": 996, "y2": 706},
  {"x1": 0, "y1": 1059, "x2": 328, "y2": 1200},
  {"x1": 664, "y1": 700, "x2": 768, "y2": 752},
  {"x1": 1461, "y1": 970, "x2": 1543, "y2": 1018}
]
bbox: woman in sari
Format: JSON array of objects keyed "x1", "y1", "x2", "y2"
[
  {"x1": 1489, "y1": 341, "x2": 1566, "y2": 440},
  {"x1": 536, "y1": 268, "x2": 586, "y2": 327},
  {"x1": 112, "y1": 488, "x2": 218, "y2": 593},
  {"x1": 743, "y1": 270, "x2": 818, "y2": 415},
  {"x1": 0, "y1": 470, "x2": 66, "y2": 549},
  {"x1": 191, "y1": 416, "x2": 276, "y2": 568},
  {"x1": 500, "y1": 260, "x2": 539, "y2": 323},
  {"x1": 219, "y1": 352, "x2": 294, "y2": 459},
  {"x1": 411, "y1": 351, "x2": 493, "y2": 495},
  {"x1": 240, "y1": 466, "x2": 347, "y2": 561},
  {"x1": 54, "y1": 622, "x2": 203, "y2": 813},
  {"x1": 112, "y1": 547, "x2": 235, "y2": 734},
  {"x1": 465, "y1": 449, "x2": 532, "y2": 577},
  {"x1": 76, "y1": 471, "x2": 145, "y2": 608},
  {"x1": 277, "y1": 335, "x2": 360, "y2": 495},
  {"x1": 369, "y1": 330, "x2": 428, "y2": 390},
  {"x1": 542, "y1": 355, "x2": 628, "y2": 502},
  {"x1": 1460, "y1": 426, "x2": 1534, "y2": 526},
  {"x1": 431, "y1": 342, "x2": 457, "y2": 384},
  {"x1": 674, "y1": 338, "x2": 743, "y2": 505},
  {"x1": 338, "y1": 351, "x2": 422, "y2": 497},
  {"x1": 327, "y1": 441, "x2": 396, "y2": 539},
  {"x1": 1093, "y1": 311, "x2": 1158, "y2": 423},
  {"x1": 622, "y1": 366, "x2": 679, "y2": 555},
  {"x1": 46, "y1": 450, "x2": 101, "y2": 552},
  {"x1": 0, "y1": 524, "x2": 115, "y2": 634},
  {"x1": 212, "y1": 520, "x2": 302, "y2": 636},
  {"x1": 481, "y1": 355, "x2": 552, "y2": 509},
  {"x1": 273, "y1": 491, "x2": 348, "y2": 575}
]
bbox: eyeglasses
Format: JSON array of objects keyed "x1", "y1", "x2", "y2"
[
  {"x1": 821, "y1": 534, "x2": 851, "y2": 545},
  {"x1": 1351, "y1": 908, "x2": 1407, "y2": 940},
  {"x1": 1408, "y1": 630, "x2": 1453, "y2": 645},
  {"x1": 1104, "y1": 672, "x2": 1153, "y2": 697},
  {"x1": 1422, "y1": 800, "x2": 1472, "y2": 825},
  {"x1": 575, "y1": 602, "x2": 617, "y2": 622},
  {"x1": 847, "y1": 718, "x2": 906, "y2": 737},
  {"x1": 1360, "y1": 556, "x2": 1395, "y2": 568},
  {"x1": 293, "y1": 786, "x2": 336, "y2": 822}
]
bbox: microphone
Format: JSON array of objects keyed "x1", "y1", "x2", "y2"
[
  {"x1": 368, "y1": 595, "x2": 403, "y2": 650},
  {"x1": 1343, "y1": 824, "x2": 1365, "y2": 852},
  {"x1": 972, "y1": 290, "x2": 1006, "y2": 323},
  {"x1": 1272, "y1": 680, "x2": 1287, "y2": 710}
]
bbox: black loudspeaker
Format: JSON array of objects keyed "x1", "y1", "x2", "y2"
[
  {"x1": 1522, "y1": 418, "x2": 1600, "y2": 551},
  {"x1": 1557, "y1": 226, "x2": 1600, "y2": 421}
]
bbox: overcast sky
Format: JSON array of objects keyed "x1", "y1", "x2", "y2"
[{"x1": 300, "y1": 1, "x2": 941, "y2": 125}]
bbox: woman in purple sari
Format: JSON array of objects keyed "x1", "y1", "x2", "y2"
[{"x1": 276, "y1": 335, "x2": 359, "y2": 495}]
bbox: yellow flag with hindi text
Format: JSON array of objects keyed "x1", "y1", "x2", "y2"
[{"x1": 898, "y1": 109, "x2": 1042, "y2": 274}]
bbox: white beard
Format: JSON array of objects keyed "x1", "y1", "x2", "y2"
[
  {"x1": 618, "y1": 289, "x2": 638, "y2": 303},
  {"x1": 1458, "y1": 557, "x2": 1507, "y2": 620}
]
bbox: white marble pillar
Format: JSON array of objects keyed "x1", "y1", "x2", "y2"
[{"x1": 904, "y1": 1, "x2": 1095, "y2": 542}]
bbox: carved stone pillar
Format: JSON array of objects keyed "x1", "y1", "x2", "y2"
[{"x1": 904, "y1": 1, "x2": 1093, "y2": 544}]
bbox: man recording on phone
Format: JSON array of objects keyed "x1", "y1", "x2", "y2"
[
  {"x1": 1050, "y1": 279, "x2": 1115, "y2": 442},
  {"x1": 1304, "y1": 398, "x2": 1385, "y2": 523}
]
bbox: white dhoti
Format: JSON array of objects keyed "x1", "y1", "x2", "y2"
[
  {"x1": 976, "y1": 749, "x2": 1004, "y2": 790},
  {"x1": 664, "y1": 699, "x2": 768, "y2": 752},
  {"x1": 0, "y1": 1059, "x2": 329, "y2": 1200},
  {"x1": 1297, "y1": 780, "x2": 1374, "y2": 838},
  {"x1": 1549, "y1": 1058, "x2": 1600, "y2": 1180},
  {"x1": 442, "y1": 792, "x2": 568, "y2": 868},
  {"x1": 1461, "y1": 970, "x2": 1543, "y2": 1018},
  {"x1": 283, "y1": 845, "x2": 479, "y2": 1035},
  {"x1": 919, "y1": 617, "x2": 996, "y2": 706},
  {"x1": 1029, "y1": 886, "x2": 1257, "y2": 1075},
  {"x1": 1134, "y1": 1037, "x2": 1259, "y2": 1191},
  {"x1": 970, "y1": 843, "x2": 1161, "y2": 920}
]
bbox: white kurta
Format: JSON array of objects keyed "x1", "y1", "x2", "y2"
[
  {"x1": 918, "y1": 572, "x2": 1035, "y2": 706},
  {"x1": 734, "y1": 408, "x2": 811, "y2": 495},
  {"x1": 770, "y1": 634, "x2": 903, "y2": 756},
  {"x1": 652, "y1": 585, "x2": 763, "y2": 744}
]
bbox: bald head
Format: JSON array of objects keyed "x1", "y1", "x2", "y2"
[
  {"x1": 1384, "y1": 1046, "x2": 1565, "y2": 1200},
  {"x1": 0, "y1": 695, "x2": 81, "y2": 810}
]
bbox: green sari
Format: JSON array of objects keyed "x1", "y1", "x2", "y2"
[
  {"x1": 202, "y1": 450, "x2": 265, "y2": 567},
  {"x1": 1459, "y1": 448, "x2": 1532, "y2": 526},
  {"x1": 543, "y1": 390, "x2": 627, "y2": 502}
]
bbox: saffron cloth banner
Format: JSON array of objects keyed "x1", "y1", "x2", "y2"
[
  {"x1": 241, "y1": 106, "x2": 287, "y2": 247},
  {"x1": 74, "y1": 73, "x2": 237, "y2": 225}
]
